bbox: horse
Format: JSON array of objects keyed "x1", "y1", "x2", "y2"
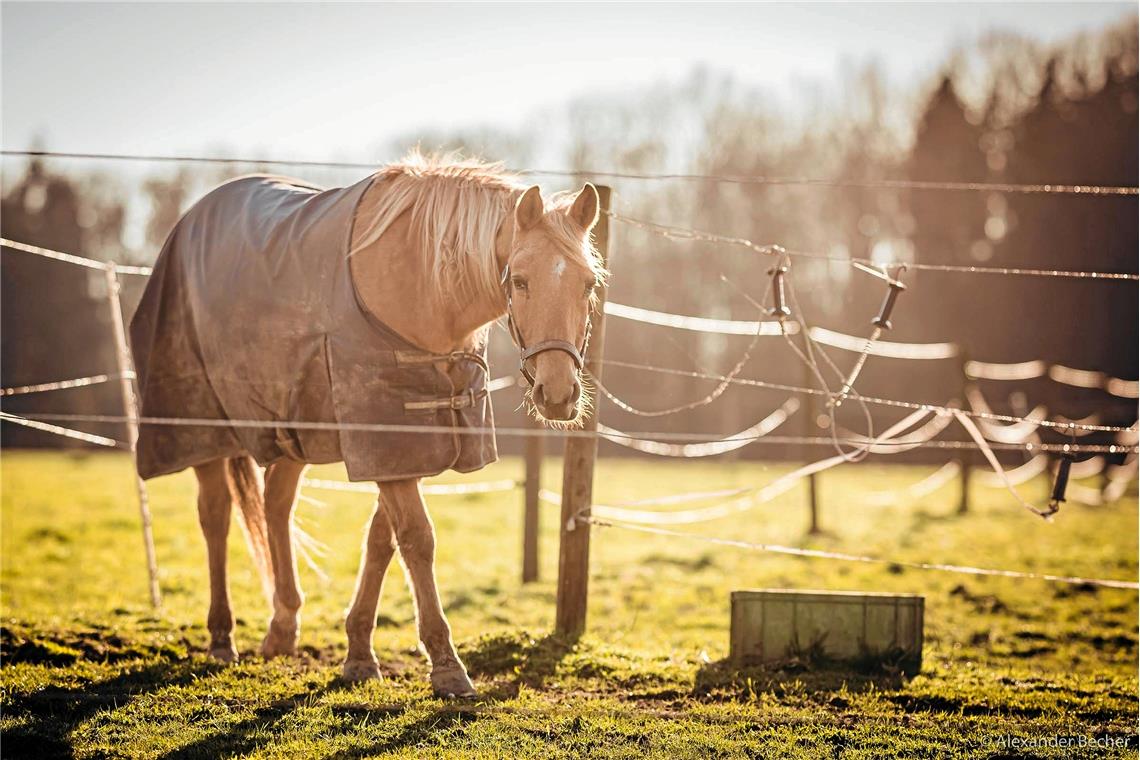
[{"x1": 129, "y1": 153, "x2": 606, "y2": 698}]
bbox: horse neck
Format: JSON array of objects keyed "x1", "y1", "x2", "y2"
[{"x1": 348, "y1": 207, "x2": 509, "y2": 355}]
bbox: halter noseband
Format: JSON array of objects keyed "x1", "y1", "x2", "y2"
[{"x1": 501, "y1": 264, "x2": 591, "y2": 387}]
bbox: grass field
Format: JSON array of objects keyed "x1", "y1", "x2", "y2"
[{"x1": 1, "y1": 450, "x2": 1137, "y2": 758}]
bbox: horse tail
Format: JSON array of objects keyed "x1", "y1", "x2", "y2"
[{"x1": 227, "y1": 456, "x2": 275, "y2": 604}]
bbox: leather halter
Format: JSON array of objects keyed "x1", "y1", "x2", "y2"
[{"x1": 501, "y1": 264, "x2": 591, "y2": 387}]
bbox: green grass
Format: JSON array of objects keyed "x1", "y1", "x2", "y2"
[{"x1": 2, "y1": 450, "x2": 1137, "y2": 758}]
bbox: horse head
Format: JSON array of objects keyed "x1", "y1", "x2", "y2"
[{"x1": 502, "y1": 183, "x2": 606, "y2": 423}]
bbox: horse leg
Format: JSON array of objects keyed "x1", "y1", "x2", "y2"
[
  {"x1": 260, "y1": 459, "x2": 307, "y2": 658},
  {"x1": 378, "y1": 479, "x2": 476, "y2": 698},
  {"x1": 342, "y1": 499, "x2": 397, "y2": 682},
  {"x1": 194, "y1": 459, "x2": 239, "y2": 663}
]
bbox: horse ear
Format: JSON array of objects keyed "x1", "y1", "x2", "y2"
[
  {"x1": 515, "y1": 186, "x2": 544, "y2": 230},
  {"x1": 568, "y1": 183, "x2": 599, "y2": 231}
]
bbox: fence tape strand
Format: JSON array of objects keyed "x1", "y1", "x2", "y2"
[
  {"x1": 585, "y1": 518, "x2": 1140, "y2": 590},
  {"x1": 0, "y1": 411, "x2": 123, "y2": 448},
  {"x1": 1, "y1": 372, "x2": 130, "y2": 397}
]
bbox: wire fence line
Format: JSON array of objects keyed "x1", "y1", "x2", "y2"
[
  {"x1": 554, "y1": 409, "x2": 937, "y2": 525},
  {"x1": 8, "y1": 407, "x2": 1130, "y2": 515},
  {"x1": 0, "y1": 237, "x2": 956, "y2": 361},
  {"x1": 6, "y1": 400, "x2": 1137, "y2": 563},
  {"x1": 604, "y1": 301, "x2": 796, "y2": 337},
  {"x1": 1, "y1": 372, "x2": 132, "y2": 397},
  {"x1": 572, "y1": 406, "x2": 1067, "y2": 523},
  {"x1": 3, "y1": 410, "x2": 1134, "y2": 455},
  {"x1": 596, "y1": 360, "x2": 1136, "y2": 435},
  {"x1": 0, "y1": 238, "x2": 154, "y2": 275},
  {"x1": 4, "y1": 148, "x2": 1139, "y2": 196},
  {"x1": 7, "y1": 409, "x2": 1130, "y2": 589},
  {"x1": 609, "y1": 211, "x2": 1140, "y2": 281},
  {"x1": 835, "y1": 411, "x2": 956, "y2": 456},
  {"x1": 4, "y1": 234, "x2": 1135, "y2": 442},
  {"x1": 2, "y1": 231, "x2": 1136, "y2": 386},
  {"x1": 6, "y1": 235, "x2": 1134, "y2": 383},
  {"x1": 965, "y1": 385, "x2": 1048, "y2": 445},
  {"x1": 3, "y1": 247, "x2": 1135, "y2": 451},
  {"x1": 22, "y1": 404, "x2": 1123, "y2": 515},
  {"x1": 583, "y1": 517, "x2": 1140, "y2": 590},
  {"x1": 0, "y1": 412, "x2": 125, "y2": 448},
  {"x1": 14, "y1": 397, "x2": 1123, "y2": 515}
]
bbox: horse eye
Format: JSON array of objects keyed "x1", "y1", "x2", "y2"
[
  {"x1": 511, "y1": 277, "x2": 528, "y2": 292},
  {"x1": 583, "y1": 283, "x2": 596, "y2": 298}
]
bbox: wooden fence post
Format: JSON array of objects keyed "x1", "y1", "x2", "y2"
[
  {"x1": 802, "y1": 363, "x2": 821, "y2": 534},
  {"x1": 957, "y1": 458, "x2": 970, "y2": 514},
  {"x1": 105, "y1": 264, "x2": 162, "y2": 609},
  {"x1": 957, "y1": 354, "x2": 971, "y2": 515},
  {"x1": 808, "y1": 471, "x2": 821, "y2": 534},
  {"x1": 555, "y1": 184, "x2": 610, "y2": 638},
  {"x1": 521, "y1": 420, "x2": 543, "y2": 583}
]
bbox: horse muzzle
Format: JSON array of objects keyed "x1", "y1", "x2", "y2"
[{"x1": 532, "y1": 377, "x2": 582, "y2": 422}]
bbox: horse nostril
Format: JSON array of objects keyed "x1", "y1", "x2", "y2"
[
  {"x1": 569, "y1": 380, "x2": 582, "y2": 405},
  {"x1": 532, "y1": 383, "x2": 546, "y2": 407}
]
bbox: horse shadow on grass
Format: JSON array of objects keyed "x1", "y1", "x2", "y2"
[
  {"x1": 152, "y1": 679, "x2": 366, "y2": 760},
  {"x1": 4, "y1": 628, "x2": 579, "y2": 756},
  {"x1": 330, "y1": 633, "x2": 579, "y2": 758},
  {"x1": 334, "y1": 704, "x2": 485, "y2": 758},
  {"x1": 156, "y1": 634, "x2": 577, "y2": 759},
  {"x1": 3, "y1": 658, "x2": 221, "y2": 759},
  {"x1": 156, "y1": 633, "x2": 577, "y2": 758}
]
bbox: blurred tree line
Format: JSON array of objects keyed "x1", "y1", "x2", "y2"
[{"x1": 2, "y1": 19, "x2": 1135, "y2": 461}]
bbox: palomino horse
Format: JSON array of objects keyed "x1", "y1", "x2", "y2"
[{"x1": 130, "y1": 155, "x2": 605, "y2": 697}]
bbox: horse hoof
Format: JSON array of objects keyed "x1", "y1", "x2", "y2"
[
  {"x1": 342, "y1": 658, "x2": 383, "y2": 683},
  {"x1": 260, "y1": 628, "x2": 298, "y2": 659},
  {"x1": 431, "y1": 665, "x2": 478, "y2": 699},
  {"x1": 207, "y1": 645, "x2": 239, "y2": 664}
]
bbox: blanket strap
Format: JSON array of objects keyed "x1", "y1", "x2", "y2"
[
  {"x1": 395, "y1": 350, "x2": 490, "y2": 412},
  {"x1": 404, "y1": 388, "x2": 489, "y2": 412}
]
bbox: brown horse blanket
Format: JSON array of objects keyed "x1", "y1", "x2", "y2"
[{"x1": 130, "y1": 174, "x2": 496, "y2": 482}]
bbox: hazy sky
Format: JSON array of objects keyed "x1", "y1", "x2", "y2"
[{"x1": 2, "y1": 2, "x2": 1133, "y2": 164}]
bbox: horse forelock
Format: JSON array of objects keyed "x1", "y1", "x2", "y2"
[
  {"x1": 350, "y1": 151, "x2": 606, "y2": 303},
  {"x1": 544, "y1": 191, "x2": 609, "y2": 287}
]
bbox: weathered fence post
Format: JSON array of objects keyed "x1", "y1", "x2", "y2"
[
  {"x1": 105, "y1": 263, "x2": 162, "y2": 609},
  {"x1": 957, "y1": 355, "x2": 971, "y2": 515},
  {"x1": 802, "y1": 363, "x2": 821, "y2": 534},
  {"x1": 957, "y1": 459, "x2": 970, "y2": 514},
  {"x1": 521, "y1": 419, "x2": 543, "y2": 583},
  {"x1": 555, "y1": 184, "x2": 610, "y2": 638},
  {"x1": 807, "y1": 471, "x2": 821, "y2": 533}
]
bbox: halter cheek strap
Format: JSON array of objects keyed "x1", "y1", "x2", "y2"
[{"x1": 501, "y1": 263, "x2": 592, "y2": 387}]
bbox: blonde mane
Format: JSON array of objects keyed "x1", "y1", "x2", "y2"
[{"x1": 350, "y1": 151, "x2": 606, "y2": 302}]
